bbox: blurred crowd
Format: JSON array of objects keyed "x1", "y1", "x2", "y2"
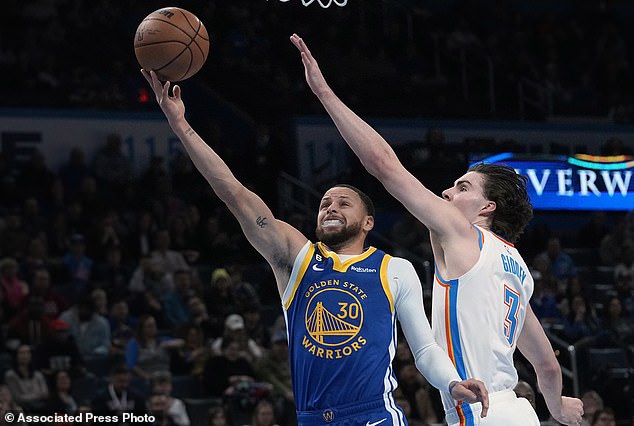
[
  {"x1": 0, "y1": 131, "x2": 631, "y2": 425},
  {"x1": 2, "y1": 0, "x2": 634, "y2": 121}
]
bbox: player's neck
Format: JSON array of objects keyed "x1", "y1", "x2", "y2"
[{"x1": 320, "y1": 240, "x2": 367, "y2": 256}]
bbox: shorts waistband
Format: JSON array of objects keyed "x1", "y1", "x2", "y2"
[
  {"x1": 445, "y1": 389, "x2": 516, "y2": 425},
  {"x1": 297, "y1": 397, "x2": 387, "y2": 424}
]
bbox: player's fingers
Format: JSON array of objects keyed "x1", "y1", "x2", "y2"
[
  {"x1": 173, "y1": 85, "x2": 181, "y2": 99},
  {"x1": 140, "y1": 69, "x2": 152, "y2": 85},
  {"x1": 478, "y1": 385, "x2": 489, "y2": 417},
  {"x1": 162, "y1": 80, "x2": 171, "y2": 99}
]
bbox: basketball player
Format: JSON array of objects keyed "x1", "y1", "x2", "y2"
[
  {"x1": 290, "y1": 34, "x2": 584, "y2": 426},
  {"x1": 141, "y1": 69, "x2": 488, "y2": 425}
]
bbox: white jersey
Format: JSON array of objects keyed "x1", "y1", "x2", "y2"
[{"x1": 431, "y1": 226, "x2": 534, "y2": 423}]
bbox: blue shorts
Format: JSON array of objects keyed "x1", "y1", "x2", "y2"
[{"x1": 296, "y1": 397, "x2": 407, "y2": 426}]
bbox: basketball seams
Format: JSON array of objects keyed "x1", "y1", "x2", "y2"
[{"x1": 134, "y1": 7, "x2": 208, "y2": 81}]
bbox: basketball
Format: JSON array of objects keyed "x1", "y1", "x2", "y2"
[{"x1": 134, "y1": 7, "x2": 209, "y2": 82}]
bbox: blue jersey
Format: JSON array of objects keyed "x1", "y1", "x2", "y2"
[{"x1": 282, "y1": 242, "x2": 400, "y2": 413}]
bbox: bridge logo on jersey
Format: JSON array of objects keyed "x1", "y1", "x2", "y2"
[{"x1": 302, "y1": 288, "x2": 367, "y2": 358}]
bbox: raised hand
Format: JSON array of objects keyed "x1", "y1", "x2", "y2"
[
  {"x1": 140, "y1": 69, "x2": 186, "y2": 125},
  {"x1": 290, "y1": 33, "x2": 331, "y2": 98}
]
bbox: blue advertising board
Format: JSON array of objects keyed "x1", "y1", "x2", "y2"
[{"x1": 470, "y1": 153, "x2": 634, "y2": 211}]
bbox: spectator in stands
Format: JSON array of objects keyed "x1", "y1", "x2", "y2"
[
  {"x1": 125, "y1": 314, "x2": 183, "y2": 380},
  {"x1": 150, "y1": 371, "x2": 190, "y2": 426},
  {"x1": 61, "y1": 233, "x2": 93, "y2": 301},
  {"x1": 59, "y1": 294, "x2": 111, "y2": 357},
  {"x1": 534, "y1": 237, "x2": 577, "y2": 281},
  {"x1": 581, "y1": 390, "x2": 604, "y2": 426},
  {"x1": 203, "y1": 268, "x2": 239, "y2": 333},
  {"x1": 599, "y1": 215, "x2": 629, "y2": 266},
  {"x1": 529, "y1": 270, "x2": 564, "y2": 326},
  {"x1": 109, "y1": 298, "x2": 137, "y2": 355},
  {"x1": 392, "y1": 388, "x2": 425, "y2": 426},
  {"x1": 207, "y1": 406, "x2": 230, "y2": 426},
  {"x1": 45, "y1": 369, "x2": 79, "y2": 418},
  {"x1": 28, "y1": 266, "x2": 67, "y2": 320},
  {"x1": 92, "y1": 364, "x2": 146, "y2": 422},
  {"x1": 394, "y1": 362, "x2": 440, "y2": 425},
  {"x1": 161, "y1": 269, "x2": 194, "y2": 328},
  {"x1": 210, "y1": 314, "x2": 263, "y2": 363},
  {"x1": 128, "y1": 257, "x2": 173, "y2": 322},
  {"x1": 147, "y1": 392, "x2": 179, "y2": 426},
  {"x1": 226, "y1": 265, "x2": 260, "y2": 313},
  {"x1": 242, "y1": 304, "x2": 270, "y2": 349},
  {"x1": 0, "y1": 257, "x2": 29, "y2": 315},
  {"x1": 203, "y1": 334, "x2": 258, "y2": 398},
  {"x1": 3, "y1": 344, "x2": 49, "y2": 412},
  {"x1": 7, "y1": 295, "x2": 50, "y2": 347},
  {"x1": 562, "y1": 294, "x2": 603, "y2": 348},
  {"x1": 613, "y1": 245, "x2": 634, "y2": 316},
  {"x1": 20, "y1": 236, "x2": 58, "y2": 283},
  {"x1": 127, "y1": 211, "x2": 158, "y2": 260},
  {"x1": 591, "y1": 408, "x2": 616, "y2": 426},
  {"x1": 513, "y1": 380, "x2": 536, "y2": 410},
  {"x1": 0, "y1": 384, "x2": 25, "y2": 425},
  {"x1": 93, "y1": 245, "x2": 133, "y2": 296},
  {"x1": 170, "y1": 324, "x2": 210, "y2": 377},
  {"x1": 150, "y1": 229, "x2": 190, "y2": 276},
  {"x1": 187, "y1": 295, "x2": 217, "y2": 339},
  {"x1": 601, "y1": 296, "x2": 634, "y2": 353},
  {"x1": 129, "y1": 257, "x2": 174, "y2": 300},
  {"x1": 246, "y1": 399, "x2": 279, "y2": 426},
  {"x1": 91, "y1": 287, "x2": 108, "y2": 317},
  {"x1": 32, "y1": 318, "x2": 85, "y2": 379},
  {"x1": 254, "y1": 331, "x2": 296, "y2": 426}
]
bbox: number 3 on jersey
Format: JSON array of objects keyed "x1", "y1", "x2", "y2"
[{"x1": 503, "y1": 285, "x2": 520, "y2": 346}]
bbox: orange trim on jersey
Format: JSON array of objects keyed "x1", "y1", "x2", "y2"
[
  {"x1": 316, "y1": 242, "x2": 377, "y2": 272},
  {"x1": 379, "y1": 255, "x2": 394, "y2": 313},
  {"x1": 456, "y1": 405, "x2": 467, "y2": 426},
  {"x1": 474, "y1": 224, "x2": 514, "y2": 247},
  {"x1": 444, "y1": 285, "x2": 455, "y2": 364},
  {"x1": 284, "y1": 244, "x2": 315, "y2": 310}
]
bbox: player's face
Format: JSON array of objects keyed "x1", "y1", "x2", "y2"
[
  {"x1": 441, "y1": 172, "x2": 493, "y2": 222},
  {"x1": 315, "y1": 187, "x2": 372, "y2": 248}
]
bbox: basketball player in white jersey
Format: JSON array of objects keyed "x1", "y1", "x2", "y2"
[
  {"x1": 291, "y1": 34, "x2": 584, "y2": 426},
  {"x1": 141, "y1": 69, "x2": 488, "y2": 425}
]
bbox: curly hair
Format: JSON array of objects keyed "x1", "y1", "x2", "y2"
[{"x1": 468, "y1": 163, "x2": 533, "y2": 243}]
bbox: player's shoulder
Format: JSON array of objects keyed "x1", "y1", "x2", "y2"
[{"x1": 385, "y1": 255, "x2": 416, "y2": 271}]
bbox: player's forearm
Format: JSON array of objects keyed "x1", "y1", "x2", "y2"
[
  {"x1": 535, "y1": 359, "x2": 564, "y2": 417},
  {"x1": 170, "y1": 118, "x2": 243, "y2": 203},
  {"x1": 317, "y1": 90, "x2": 398, "y2": 178}
]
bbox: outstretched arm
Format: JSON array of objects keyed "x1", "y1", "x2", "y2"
[
  {"x1": 517, "y1": 305, "x2": 584, "y2": 425},
  {"x1": 290, "y1": 35, "x2": 477, "y2": 273},
  {"x1": 142, "y1": 70, "x2": 307, "y2": 296}
]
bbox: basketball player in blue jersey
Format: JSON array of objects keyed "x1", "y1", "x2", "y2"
[
  {"x1": 141, "y1": 69, "x2": 488, "y2": 425},
  {"x1": 291, "y1": 34, "x2": 584, "y2": 426}
]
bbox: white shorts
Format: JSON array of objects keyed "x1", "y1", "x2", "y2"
[{"x1": 445, "y1": 389, "x2": 540, "y2": 426}]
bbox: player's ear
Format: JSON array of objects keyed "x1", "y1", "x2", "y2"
[
  {"x1": 481, "y1": 200, "x2": 496, "y2": 214},
  {"x1": 363, "y1": 215, "x2": 374, "y2": 232}
]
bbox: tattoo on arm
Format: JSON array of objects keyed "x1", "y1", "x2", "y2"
[
  {"x1": 185, "y1": 127, "x2": 196, "y2": 137},
  {"x1": 256, "y1": 216, "x2": 268, "y2": 228}
]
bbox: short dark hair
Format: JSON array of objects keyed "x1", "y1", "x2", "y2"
[
  {"x1": 467, "y1": 163, "x2": 533, "y2": 243},
  {"x1": 332, "y1": 184, "x2": 375, "y2": 218}
]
